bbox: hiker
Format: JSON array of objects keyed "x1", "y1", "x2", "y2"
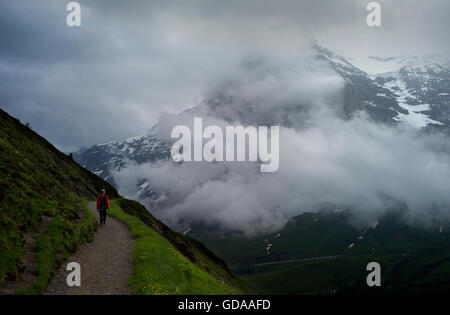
[{"x1": 96, "y1": 189, "x2": 110, "y2": 226}]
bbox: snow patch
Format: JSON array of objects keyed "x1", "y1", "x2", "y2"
[{"x1": 183, "y1": 227, "x2": 191, "y2": 235}]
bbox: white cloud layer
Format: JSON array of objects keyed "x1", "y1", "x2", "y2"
[{"x1": 113, "y1": 56, "x2": 450, "y2": 234}]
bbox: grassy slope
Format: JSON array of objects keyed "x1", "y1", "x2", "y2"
[
  {"x1": 109, "y1": 202, "x2": 247, "y2": 294},
  {"x1": 0, "y1": 108, "x2": 253, "y2": 294},
  {"x1": 18, "y1": 200, "x2": 98, "y2": 294},
  {"x1": 0, "y1": 108, "x2": 118, "y2": 293},
  {"x1": 112, "y1": 198, "x2": 254, "y2": 294}
]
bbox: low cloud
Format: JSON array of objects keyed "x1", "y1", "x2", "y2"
[{"x1": 113, "y1": 56, "x2": 450, "y2": 234}]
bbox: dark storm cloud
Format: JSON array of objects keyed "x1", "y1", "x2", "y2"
[{"x1": 0, "y1": 0, "x2": 449, "y2": 151}]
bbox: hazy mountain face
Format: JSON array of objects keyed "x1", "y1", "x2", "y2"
[
  {"x1": 75, "y1": 45, "x2": 450, "y2": 234},
  {"x1": 75, "y1": 135, "x2": 172, "y2": 187}
]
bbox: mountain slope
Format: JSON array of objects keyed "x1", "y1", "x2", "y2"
[
  {"x1": 109, "y1": 199, "x2": 253, "y2": 294},
  {"x1": 189, "y1": 210, "x2": 450, "y2": 294},
  {"x1": 74, "y1": 134, "x2": 172, "y2": 187},
  {"x1": 313, "y1": 45, "x2": 450, "y2": 131},
  {"x1": 312, "y1": 42, "x2": 407, "y2": 124},
  {"x1": 0, "y1": 108, "x2": 118, "y2": 293},
  {"x1": 373, "y1": 56, "x2": 450, "y2": 129},
  {"x1": 0, "y1": 108, "x2": 253, "y2": 294}
]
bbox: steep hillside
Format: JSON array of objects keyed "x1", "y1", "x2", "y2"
[
  {"x1": 0, "y1": 108, "x2": 118, "y2": 293},
  {"x1": 110, "y1": 199, "x2": 253, "y2": 294},
  {"x1": 0, "y1": 108, "x2": 253, "y2": 294}
]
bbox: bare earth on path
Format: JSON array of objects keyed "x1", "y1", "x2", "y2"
[{"x1": 46, "y1": 201, "x2": 135, "y2": 295}]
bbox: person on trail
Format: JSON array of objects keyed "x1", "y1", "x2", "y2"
[{"x1": 96, "y1": 189, "x2": 110, "y2": 226}]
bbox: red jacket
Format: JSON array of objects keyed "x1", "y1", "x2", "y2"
[{"x1": 96, "y1": 194, "x2": 110, "y2": 209}]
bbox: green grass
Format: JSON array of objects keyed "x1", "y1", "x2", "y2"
[
  {"x1": 114, "y1": 198, "x2": 255, "y2": 294},
  {"x1": 15, "y1": 200, "x2": 97, "y2": 294},
  {"x1": 109, "y1": 202, "x2": 244, "y2": 295},
  {"x1": 0, "y1": 108, "x2": 117, "y2": 292}
]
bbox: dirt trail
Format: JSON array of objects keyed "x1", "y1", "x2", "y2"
[{"x1": 46, "y1": 201, "x2": 135, "y2": 295}]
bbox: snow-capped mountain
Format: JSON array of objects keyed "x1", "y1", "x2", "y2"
[
  {"x1": 75, "y1": 44, "x2": 450, "y2": 192},
  {"x1": 373, "y1": 56, "x2": 450, "y2": 129},
  {"x1": 74, "y1": 134, "x2": 172, "y2": 186},
  {"x1": 312, "y1": 42, "x2": 407, "y2": 124},
  {"x1": 312, "y1": 43, "x2": 450, "y2": 129}
]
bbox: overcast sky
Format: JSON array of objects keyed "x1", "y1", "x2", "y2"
[{"x1": 1, "y1": 0, "x2": 449, "y2": 152}]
